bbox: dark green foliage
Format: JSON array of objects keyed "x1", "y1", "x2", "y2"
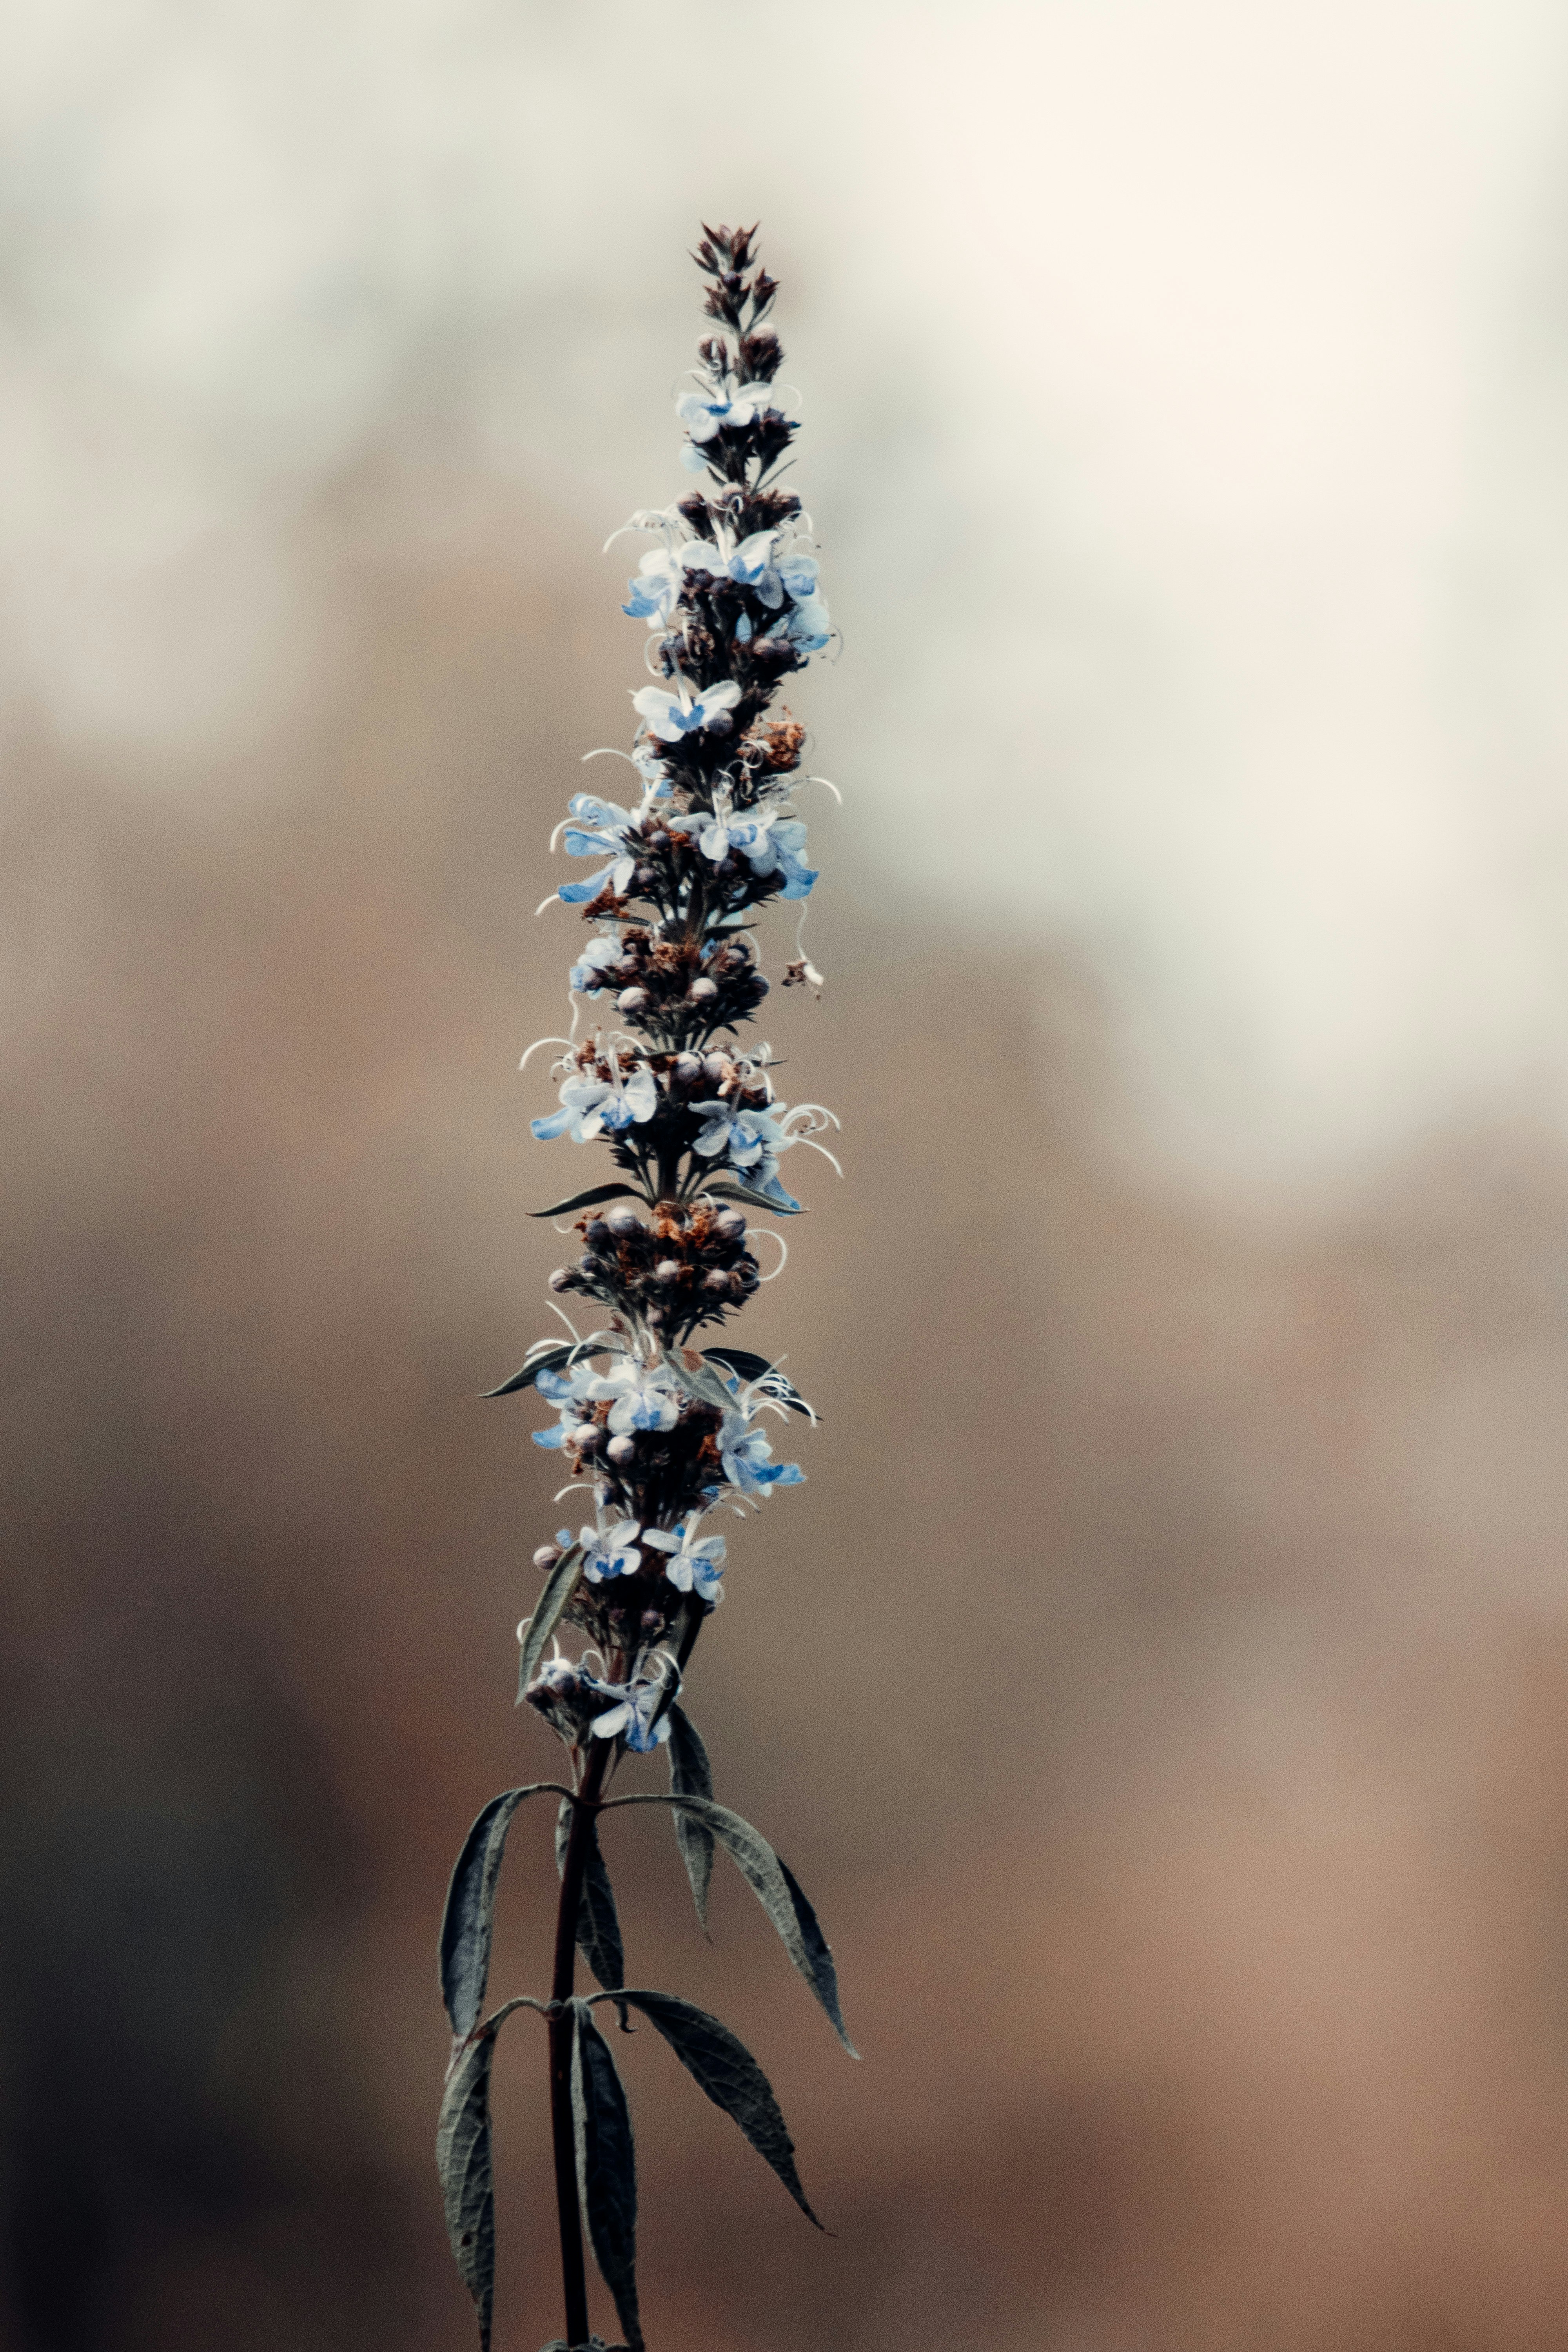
[
  {"x1": 481, "y1": 1344, "x2": 574, "y2": 1397},
  {"x1": 603, "y1": 1793, "x2": 857, "y2": 2054},
  {"x1": 666, "y1": 1705, "x2": 715, "y2": 1927},
  {"x1": 704, "y1": 1178, "x2": 804, "y2": 1215},
  {"x1": 441, "y1": 1786, "x2": 567, "y2": 2037},
  {"x1": 556, "y1": 1801, "x2": 626, "y2": 1992},
  {"x1": 437, "y1": 2029, "x2": 500, "y2": 2352},
  {"x1": 528, "y1": 1182, "x2": 648, "y2": 1219},
  {"x1": 570, "y1": 2001, "x2": 642, "y2": 2351},
  {"x1": 517, "y1": 1546, "x2": 585, "y2": 1698},
  {"x1": 597, "y1": 1988, "x2": 821, "y2": 2225}
]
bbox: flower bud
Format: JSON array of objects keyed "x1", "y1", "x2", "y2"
[
  {"x1": 712, "y1": 1209, "x2": 746, "y2": 1244},
  {"x1": 688, "y1": 977, "x2": 719, "y2": 1004},
  {"x1": 702, "y1": 1053, "x2": 729, "y2": 1083},
  {"x1": 617, "y1": 987, "x2": 650, "y2": 1015},
  {"x1": 607, "y1": 1433, "x2": 638, "y2": 1466},
  {"x1": 572, "y1": 1424, "x2": 603, "y2": 1455},
  {"x1": 548, "y1": 1267, "x2": 572, "y2": 1292},
  {"x1": 748, "y1": 973, "x2": 769, "y2": 1000},
  {"x1": 654, "y1": 1259, "x2": 683, "y2": 1283},
  {"x1": 605, "y1": 1205, "x2": 642, "y2": 1238},
  {"x1": 584, "y1": 1218, "x2": 610, "y2": 1245},
  {"x1": 672, "y1": 1053, "x2": 702, "y2": 1089},
  {"x1": 633, "y1": 866, "x2": 656, "y2": 889},
  {"x1": 534, "y1": 1544, "x2": 562, "y2": 1572},
  {"x1": 702, "y1": 1269, "x2": 731, "y2": 1292}
]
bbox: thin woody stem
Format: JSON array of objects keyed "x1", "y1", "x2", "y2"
[{"x1": 548, "y1": 1739, "x2": 612, "y2": 2348}]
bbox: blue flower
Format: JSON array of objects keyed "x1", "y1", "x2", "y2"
[
  {"x1": 717, "y1": 1407, "x2": 804, "y2": 1496},
  {"x1": 579, "y1": 1518, "x2": 643, "y2": 1583},
  {"x1": 668, "y1": 796, "x2": 816, "y2": 899},
  {"x1": 676, "y1": 384, "x2": 789, "y2": 445},
  {"x1": 586, "y1": 1356, "x2": 682, "y2": 1436},
  {"x1": 622, "y1": 541, "x2": 726, "y2": 625},
  {"x1": 632, "y1": 679, "x2": 742, "y2": 741},
  {"x1": 642, "y1": 1521, "x2": 726, "y2": 1601},
  {"x1": 776, "y1": 544, "x2": 820, "y2": 602},
  {"x1": 557, "y1": 793, "x2": 638, "y2": 905},
  {"x1": 586, "y1": 1671, "x2": 673, "y2": 1751},
  {"x1": 690, "y1": 1096, "x2": 788, "y2": 1170},
  {"x1": 531, "y1": 1060, "x2": 656, "y2": 1143},
  {"x1": 726, "y1": 530, "x2": 787, "y2": 610},
  {"x1": 530, "y1": 1357, "x2": 600, "y2": 1449},
  {"x1": 781, "y1": 593, "x2": 832, "y2": 654}
]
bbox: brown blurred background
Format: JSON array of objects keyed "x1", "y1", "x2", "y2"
[{"x1": 10, "y1": 6, "x2": 1568, "y2": 2349}]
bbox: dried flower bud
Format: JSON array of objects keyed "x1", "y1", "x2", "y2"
[
  {"x1": 654, "y1": 1259, "x2": 683, "y2": 1284},
  {"x1": 607, "y1": 1434, "x2": 638, "y2": 1466},
  {"x1": 534, "y1": 1544, "x2": 562, "y2": 1572},
  {"x1": 548, "y1": 1267, "x2": 572, "y2": 1292},
  {"x1": 617, "y1": 987, "x2": 650, "y2": 1015},
  {"x1": 605, "y1": 1207, "x2": 642, "y2": 1237},
  {"x1": 688, "y1": 977, "x2": 718, "y2": 1004}
]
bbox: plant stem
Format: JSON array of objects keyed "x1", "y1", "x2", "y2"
[{"x1": 549, "y1": 1740, "x2": 612, "y2": 2349}]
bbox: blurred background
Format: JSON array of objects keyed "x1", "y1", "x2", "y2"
[{"x1": 7, "y1": 3, "x2": 1568, "y2": 2347}]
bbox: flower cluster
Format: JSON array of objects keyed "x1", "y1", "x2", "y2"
[{"x1": 514, "y1": 224, "x2": 837, "y2": 1750}]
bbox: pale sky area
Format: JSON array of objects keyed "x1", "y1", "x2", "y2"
[{"x1": 7, "y1": 0, "x2": 1568, "y2": 1189}]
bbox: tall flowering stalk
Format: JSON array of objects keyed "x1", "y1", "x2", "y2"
[{"x1": 436, "y1": 226, "x2": 852, "y2": 2352}]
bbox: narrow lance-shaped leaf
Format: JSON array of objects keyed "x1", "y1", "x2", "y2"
[
  {"x1": 528, "y1": 1181, "x2": 648, "y2": 1219},
  {"x1": 517, "y1": 1545, "x2": 585, "y2": 1700},
  {"x1": 666, "y1": 1704, "x2": 715, "y2": 1929},
  {"x1": 480, "y1": 1343, "x2": 573, "y2": 1399},
  {"x1": 436, "y1": 2028, "x2": 499, "y2": 2351},
  {"x1": 437, "y1": 1998, "x2": 547, "y2": 2352},
  {"x1": 602, "y1": 1794, "x2": 857, "y2": 2055},
  {"x1": 556, "y1": 1800, "x2": 626, "y2": 1992},
  {"x1": 704, "y1": 1179, "x2": 804, "y2": 1216},
  {"x1": 571, "y1": 2000, "x2": 642, "y2": 2352},
  {"x1": 597, "y1": 1988, "x2": 822, "y2": 2226},
  {"x1": 439, "y1": 1783, "x2": 568, "y2": 2037}
]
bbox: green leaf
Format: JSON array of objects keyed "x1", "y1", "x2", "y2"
[
  {"x1": 481, "y1": 1344, "x2": 572, "y2": 1399},
  {"x1": 600, "y1": 1988, "x2": 822, "y2": 2226},
  {"x1": 703, "y1": 1180, "x2": 804, "y2": 1216},
  {"x1": 603, "y1": 1795, "x2": 857, "y2": 2054},
  {"x1": 556, "y1": 1802, "x2": 626, "y2": 1992},
  {"x1": 517, "y1": 1547, "x2": 585, "y2": 1700},
  {"x1": 666, "y1": 1706, "x2": 715, "y2": 1928},
  {"x1": 570, "y1": 2000, "x2": 642, "y2": 2352},
  {"x1": 440, "y1": 1784, "x2": 570, "y2": 2037},
  {"x1": 701, "y1": 1349, "x2": 813, "y2": 1419},
  {"x1": 529, "y1": 1182, "x2": 647, "y2": 1219},
  {"x1": 437, "y1": 2027, "x2": 499, "y2": 2351}
]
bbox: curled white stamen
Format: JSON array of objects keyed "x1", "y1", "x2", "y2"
[
  {"x1": 519, "y1": 1035, "x2": 573, "y2": 1073},
  {"x1": 535, "y1": 891, "x2": 561, "y2": 918},
  {"x1": 581, "y1": 746, "x2": 641, "y2": 767},
  {"x1": 805, "y1": 774, "x2": 843, "y2": 804},
  {"x1": 754, "y1": 1229, "x2": 789, "y2": 1281},
  {"x1": 546, "y1": 1303, "x2": 583, "y2": 1341}
]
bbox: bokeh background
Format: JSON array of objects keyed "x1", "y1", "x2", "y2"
[{"x1": 8, "y1": 4, "x2": 1568, "y2": 2347}]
